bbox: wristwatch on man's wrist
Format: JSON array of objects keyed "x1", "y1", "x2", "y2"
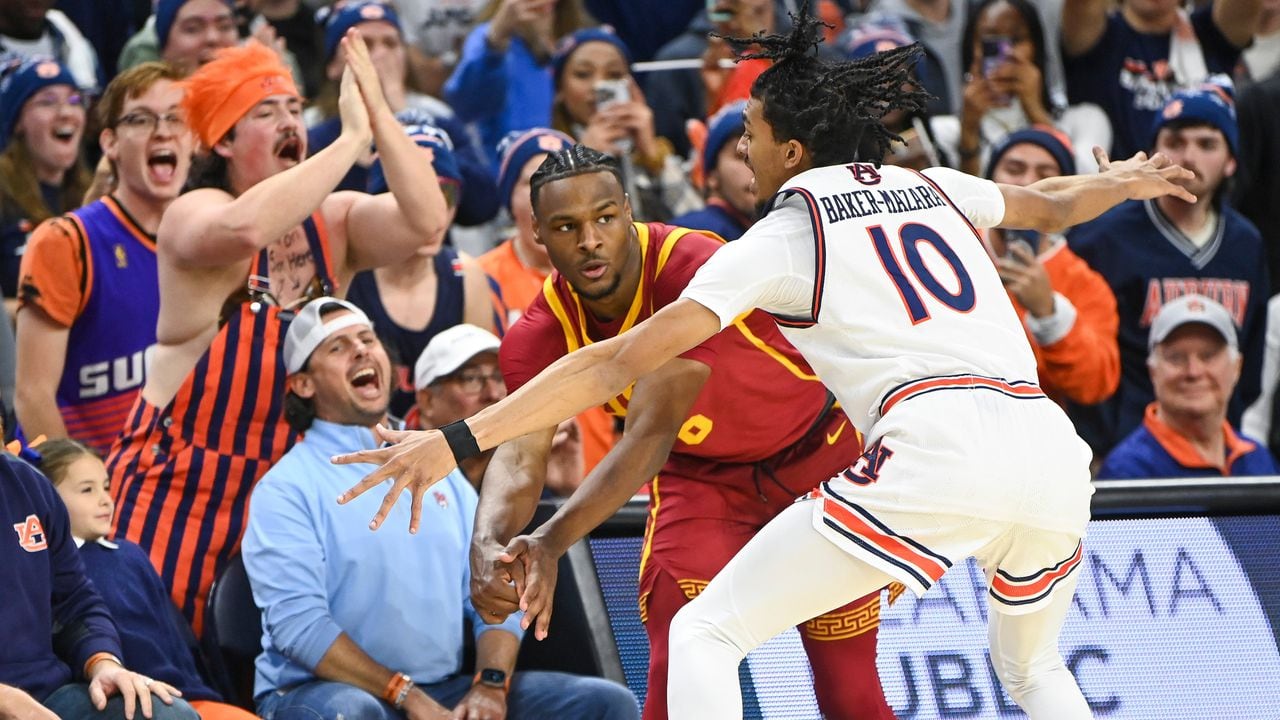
[{"x1": 473, "y1": 668, "x2": 510, "y2": 692}]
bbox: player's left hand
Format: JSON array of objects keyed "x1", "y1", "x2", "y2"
[
  {"x1": 1094, "y1": 148, "x2": 1197, "y2": 203},
  {"x1": 333, "y1": 425, "x2": 455, "y2": 533},
  {"x1": 500, "y1": 534, "x2": 562, "y2": 641}
]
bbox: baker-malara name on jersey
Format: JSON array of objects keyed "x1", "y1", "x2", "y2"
[{"x1": 817, "y1": 184, "x2": 947, "y2": 225}]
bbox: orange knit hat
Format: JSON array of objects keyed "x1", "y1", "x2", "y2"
[{"x1": 180, "y1": 41, "x2": 299, "y2": 150}]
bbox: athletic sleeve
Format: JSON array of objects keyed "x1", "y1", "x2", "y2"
[
  {"x1": 922, "y1": 166, "x2": 1007, "y2": 229},
  {"x1": 17, "y1": 217, "x2": 88, "y2": 327},
  {"x1": 679, "y1": 201, "x2": 816, "y2": 329}
]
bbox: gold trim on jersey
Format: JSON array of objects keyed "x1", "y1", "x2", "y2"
[
  {"x1": 638, "y1": 474, "x2": 661, "y2": 583},
  {"x1": 730, "y1": 313, "x2": 821, "y2": 382}
]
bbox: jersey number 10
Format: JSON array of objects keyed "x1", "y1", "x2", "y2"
[{"x1": 870, "y1": 223, "x2": 976, "y2": 324}]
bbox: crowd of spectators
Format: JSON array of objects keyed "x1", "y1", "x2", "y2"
[{"x1": 1, "y1": 0, "x2": 1277, "y2": 717}]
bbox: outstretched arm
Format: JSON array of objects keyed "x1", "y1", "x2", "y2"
[
  {"x1": 998, "y1": 149, "x2": 1195, "y2": 234},
  {"x1": 335, "y1": 298, "x2": 722, "y2": 532}
]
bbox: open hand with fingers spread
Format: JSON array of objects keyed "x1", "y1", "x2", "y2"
[
  {"x1": 333, "y1": 424, "x2": 457, "y2": 532},
  {"x1": 1093, "y1": 147, "x2": 1197, "y2": 203}
]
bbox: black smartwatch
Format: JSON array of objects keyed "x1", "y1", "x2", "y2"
[{"x1": 474, "y1": 668, "x2": 510, "y2": 692}]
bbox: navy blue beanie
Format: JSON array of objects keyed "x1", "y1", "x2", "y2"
[
  {"x1": 1150, "y1": 76, "x2": 1238, "y2": 157},
  {"x1": 368, "y1": 121, "x2": 463, "y2": 200},
  {"x1": 703, "y1": 100, "x2": 746, "y2": 175},
  {"x1": 550, "y1": 26, "x2": 631, "y2": 85},
  {"x1": 0, "y1": 54, "x2": 78, "y2": 152},
  {"x1": 985, "y1": 126, "x2": 1076, "y2": 179},
  {"x1": 495, "y1": 128, "x2": 574, "y2": 212},
  {"x1": 318, "y1": 0, "x2": 402, "y2": 61},
  {"x1": 156, "y1": 0, "x2": 235, "y2": 51}
]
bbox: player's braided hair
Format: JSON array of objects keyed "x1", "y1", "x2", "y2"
[
  {"x1": 720, "y1": 0, "x2": 930, "y2": 166},
  {"x1": 529, "y1": 145, "x2": 626, "y2": 214}
]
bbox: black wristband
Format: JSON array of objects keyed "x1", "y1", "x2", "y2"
[{"x1": 441, "y1": 420, "x2": 482, "y2": 463}]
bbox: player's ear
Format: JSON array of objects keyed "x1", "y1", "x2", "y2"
[
  {"x1": 622, "y1": 193, "x2": 634, "y2": 222},
  {"x1": 783, "y1": 139, "x2": 806, "y2": 171}
]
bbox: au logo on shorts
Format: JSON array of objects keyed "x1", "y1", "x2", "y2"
[{"x1": 13, "y1": 514, "x2": 48, "y2": 553}]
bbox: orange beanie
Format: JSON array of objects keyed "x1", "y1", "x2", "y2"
[{"x1": 180, "y1": 41, "x2": 299, "y2": 150}]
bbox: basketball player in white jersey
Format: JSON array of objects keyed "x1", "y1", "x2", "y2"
[{"x1": 333, "y1": 5, "x2": 1197, "y2": 718}]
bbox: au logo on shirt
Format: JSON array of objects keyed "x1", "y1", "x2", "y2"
[
  {"x1": 13, "y1": 514, "x2": 48, "y2": 552},
  {"x1": 114, "y1": 244, "x2": 128, "y2": 268}
]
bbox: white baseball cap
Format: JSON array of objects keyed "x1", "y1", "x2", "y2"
[
  {"x1": 1148, "y1": 294, "x2": 1238, "y2": 352},
  {"x1": 414, "y1": 324, "x2": 502, "y2": 390},
  {"x1": 283, "y1": 297, "x2": 374, "y2": 374}
]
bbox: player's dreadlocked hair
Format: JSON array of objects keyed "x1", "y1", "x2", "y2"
[
  {"x1": 529, "y1": 145, "x2": 626, "y2": 213},
  {"x1": 719, "y1": 0, "x2": 930, "y2": 166}
]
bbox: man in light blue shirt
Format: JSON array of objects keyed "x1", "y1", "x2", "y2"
[{"x1": 242, "y1": 298, "x2": 638, "y2": 720}]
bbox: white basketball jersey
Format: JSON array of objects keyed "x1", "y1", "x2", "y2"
[{"x1": 766, "y1": 163, "x2": 1039, "y2": 432}]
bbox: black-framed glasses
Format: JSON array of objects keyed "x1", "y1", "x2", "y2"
[
  {"x1": 438, "y1": 369, "x2": 504, "y2": 395},
  {"x1": 117, "y1": 110, "x2": 186, "y2": 135}
]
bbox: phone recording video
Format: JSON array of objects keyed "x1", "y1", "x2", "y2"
[
  {"x1": 980, "y1": 36, "x2": 1013, "y2": 78},
  {"x1": 594, "y1": 79, "x2": 631, "y2": 111},
  {"x1": 1003, "y1": 229, "x2": 1038, "y2": 262}
]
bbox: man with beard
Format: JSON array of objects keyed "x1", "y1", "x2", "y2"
[
  {"x1": 16, "y1": 62, "x2": 192, "y2": 454},
  {"x1": 1069, "y1": 79, "x2": 1267, "y2": 456},
  {"x1": 242, "y1": 297, "x2": 637, "y2": 720},
  {"x1": 466, "y1": 146, "x2": 895, "y2": 720},
  {"x1": 105, "y1": 31, "x2": 448, "y2": 635}
]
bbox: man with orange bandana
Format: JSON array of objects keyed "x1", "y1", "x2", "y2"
[
  {"x1": 468, "y1": 146, "x2": 895, "y2": 720},
  {"x1": 105, "y1": 30, "x2": 448, "y2": 634}
]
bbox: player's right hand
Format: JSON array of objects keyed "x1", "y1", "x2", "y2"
[
  {"x1": 470, "y1": 538, "x2": 524, "y2": 623},
  {"x1": 500, "y1": 534, "x2": 562, "y2": 641},
  {"x1": 1093, "y1": 148, "x2": 1197, "y2": 204}
]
